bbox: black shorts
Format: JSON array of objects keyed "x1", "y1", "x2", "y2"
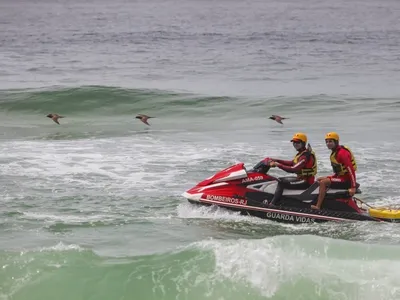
[
  {"x1": 330, "y1": 181, "x2": 351, "y2": 189},
  {"x1": 327, "y1": 176, "x2": 351, "y2": 189}
]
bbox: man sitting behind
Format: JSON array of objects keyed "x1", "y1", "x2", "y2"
[{"x1": 311, "y1": 132, "x2": 357, "y2": 210}]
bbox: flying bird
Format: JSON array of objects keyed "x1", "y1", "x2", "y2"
[
  {"x1": 269, "y1": 115, "x2": 288, "y2": 124},
  {"x1": 135, "y1": 114, "x2": 154, "y2": 126},
  {"x1": 46, "y1": 113, "x2": 65, "y2": 125}
]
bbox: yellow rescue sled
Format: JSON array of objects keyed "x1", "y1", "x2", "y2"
[
  {"x1": 355, "y1": 197, "x2": 400, "y2": 222},
  {"x1": 368, "y1": 207, "x2": 400, "y2": 220}
]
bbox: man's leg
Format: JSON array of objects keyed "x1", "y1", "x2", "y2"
[
  {"x1": 270, "y1": 179, "x2": 309, "y2": 206},
  {"x1": 269, "y1": 182, "x2": 286, "y2": 205},
  {"x1": 311, "y1": 177, "x2": 331, "y2": 210}
]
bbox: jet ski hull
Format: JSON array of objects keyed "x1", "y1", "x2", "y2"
[
  {"x1": 182, "y1": 161, "x2": 396, "y2": 224},
  {"x1": 185, "y1": 194, "x2": 379, "y2": 223}
]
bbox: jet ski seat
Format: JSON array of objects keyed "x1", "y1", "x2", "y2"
[
  {"x1": 277, "y1": 176, "x2": 300, "y2": 183},
  {"x1": 278, "y1": 178, "x2": 361, "y2": 193}
]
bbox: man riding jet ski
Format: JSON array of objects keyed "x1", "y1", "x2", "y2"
[
  {"x1": 258, "y1": 132, "x2": 317, "y2": 206},
  {"x1": 312, "y1": 132, "x2": 358, "y2": 210}
]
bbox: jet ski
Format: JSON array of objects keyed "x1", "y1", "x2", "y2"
[{"x1": 182, "y1": 158, "x2": 400, "y2": 224}]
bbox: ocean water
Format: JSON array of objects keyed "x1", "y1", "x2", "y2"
[{"x1": 1, "y1": 0, "x2": 400, "y2": 299}]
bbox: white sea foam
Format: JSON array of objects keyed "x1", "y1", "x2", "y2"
[{"x1": 196, "y1": 235, "x2": 400, "y2": 299}]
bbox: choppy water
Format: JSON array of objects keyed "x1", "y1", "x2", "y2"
[{"x1": 1, "y1": 0, "x2": 400, "y2": 299}]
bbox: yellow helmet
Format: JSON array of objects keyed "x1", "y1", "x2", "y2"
[
  {"x1": 290, "y1": 132, "x2": 307, "y2": 143},
  {"x1": 325, "y1": 132, "x2": 339, "y2": 141}
]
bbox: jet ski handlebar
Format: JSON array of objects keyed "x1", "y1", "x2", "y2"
[{"x1": 252, "y1": 158, "x2": 271, "y2": 174}]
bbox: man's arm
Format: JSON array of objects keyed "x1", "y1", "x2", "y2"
[
  {"x1": 337, "y1": 149, "x2": 356, "y2": 188},
  {"x1": 276, "y1": 157, "x2": 307, "y2": 173},
  {"x1": 263, "y1": 157, "x2": 293, "y2": 166},
  {"x1": 274, "y1": 159, "x2": 294, "y2": 166}
]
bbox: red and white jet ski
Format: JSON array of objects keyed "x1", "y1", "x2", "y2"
[{"x1": 182, "y1": 159, "x2": 399, "y2": 224}]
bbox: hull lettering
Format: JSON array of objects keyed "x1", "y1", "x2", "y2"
[
  {"x1": 205, "y1": 195, "x2": 247, "y2": 205},
  {"x1": 295, "y1": 216, "x2": 315, "y2": 223},
  {"x1": 242, "y1": 176, "x2": 264, "y2": 183},
  {"x1": 266, "y1": 212, "x2": 294, "y2": 221},
  {"x1": 266, "y1": 212, "x2": 315, "y2": 223}
]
